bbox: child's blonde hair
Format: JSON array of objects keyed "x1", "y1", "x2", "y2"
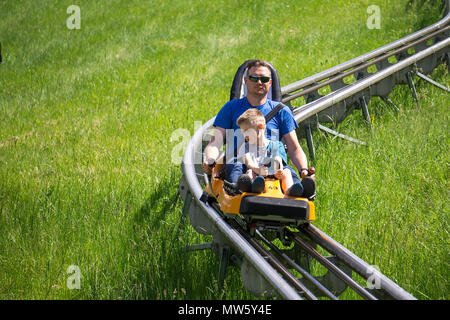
[{"x1": 236, "y1": 108, "x2": 265, "y2": 130}]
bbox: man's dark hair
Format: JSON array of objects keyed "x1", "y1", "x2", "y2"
[{"x1": 246, "y1": 59, "x2": 270, "y2": 72}]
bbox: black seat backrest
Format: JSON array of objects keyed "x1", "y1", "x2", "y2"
[{"x1": 229, "y1": 59, "x2": 282, "y2": 102}]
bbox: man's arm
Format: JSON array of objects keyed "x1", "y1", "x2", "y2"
[
  {"x1": 282, "y1": 130, "x2": 310, "y2": 179},
  {"x1": 202, "y1": 127, "x2": 226, "y2": 174}
]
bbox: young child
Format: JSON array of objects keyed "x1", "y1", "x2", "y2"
[{"x1": 236, "y1": 108, "x2": 305, "y2": 197}]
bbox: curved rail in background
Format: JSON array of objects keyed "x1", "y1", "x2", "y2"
[
  {"x1": 179, "y1": 2, "x2": 449, "y2": 300},
  {"x1": 293, "y1": 35, "x2": 449, "y2": 123},
  {"x1": 282, "y1": 4, "x2": 450, "y2": 98}
]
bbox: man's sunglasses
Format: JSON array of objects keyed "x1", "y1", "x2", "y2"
[{"x1": 247, "y1": 75, "x2": 271, "y2": 83}]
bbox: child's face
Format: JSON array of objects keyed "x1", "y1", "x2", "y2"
[{"x1": 242, "y1": 124, "x2": 266, "y2": 145}]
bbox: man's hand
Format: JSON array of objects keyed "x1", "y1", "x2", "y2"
[
  {"x1": 202, "y1": 127, "x2": 225, "y2": 175},
  {"x1": 300, "y1": 168, "x2": 316, "y2": 182},
  {"x1": 300, "y1": 169, "x2": 309, "y2": 179},
  {"x1": 202, "y1": 158, "x2": 215, "y2": 175}
]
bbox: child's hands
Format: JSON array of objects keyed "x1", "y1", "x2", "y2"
[
  {"x1": 257, "y1": 166, "x2": 269, "y2": 177},
  {"x1": 274, "y1": 169, "x2": 284, "y2": 180}
]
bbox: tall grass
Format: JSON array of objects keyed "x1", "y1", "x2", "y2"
[
  {"x1": 0, "y1": 0, "x2": 447, "y2": 299},
  {"x1": 308, "y1": 63, "x2": 449, "y2": 299}
]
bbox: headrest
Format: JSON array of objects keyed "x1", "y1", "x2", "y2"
[{"x1": 229, "y1": 59, "x2": 282, "y2": 102}]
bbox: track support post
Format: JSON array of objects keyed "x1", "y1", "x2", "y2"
[
  {"x1": 318, "y1": 124, "x2": 366, "y2": 145},
  {"x1": 406, "y1": 71, "x2": 419, "y2": 102},
  {"x1": 360, "y1": 96, "x2": 371, "y2": 126},
  {"x1": 218, "y1": 246, "x2": 230, "y2": 289},
  {"x1": 416, "y1": 72, "x2": 450, "y2": 92},
  {"x1": 305, "y1": 124, "x2": 315, "y2": 161}
]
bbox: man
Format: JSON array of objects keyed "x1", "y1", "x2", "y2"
[{"x1": 202, "y1": 60, "x2": 314, "y2": 196}]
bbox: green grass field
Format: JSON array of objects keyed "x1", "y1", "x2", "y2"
[{"x1": 0, "y1": 0, "x2": 448, "y2": 299}]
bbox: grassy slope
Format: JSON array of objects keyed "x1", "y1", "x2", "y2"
[
  {"x1": 0, "y1": 0, "x2": 447, "y2": 299},
  {"x1": 310, "y1": 64, "x2": 449, "y2": 299}
]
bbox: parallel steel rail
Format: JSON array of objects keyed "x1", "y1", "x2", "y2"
[{"x1": 179, "y1": 2, "x2": 449, "y2": 300}]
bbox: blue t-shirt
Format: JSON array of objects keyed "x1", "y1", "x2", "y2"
[{"x1": 213, "y1": 97, "x2": 298, "y2": 141}]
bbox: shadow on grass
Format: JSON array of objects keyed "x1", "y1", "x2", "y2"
[{"x1": 127, "y1": 169, "x2": 222, "y2": 299}]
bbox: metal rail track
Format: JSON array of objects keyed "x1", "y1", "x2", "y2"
[{"x1": 179, "y1": 2, "x2": 449, "y2": 300}]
